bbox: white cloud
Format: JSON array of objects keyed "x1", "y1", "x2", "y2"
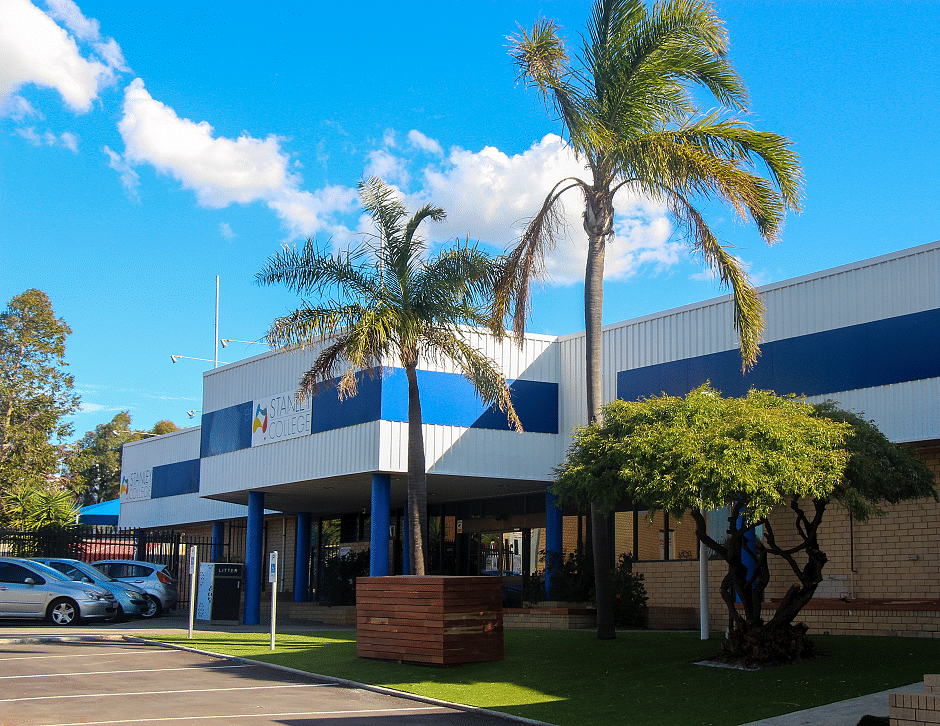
[
  {"x1": 220, "y1": 222, "x2": 235, "y2": 239},
  {"x1": 60, "y1": 130, "x2": 78, "y2": 151},
  {"x1": 103, "y1": 145, "x2": 139, "y2": 196},
  {"x1": 382, "y1": 129, "x2": 396, "y2": 148},
  {"x1": 364, "y1": 148, "x2": 409, "y2": 186},
  {"x1": 0, "y1": 0, "x2": 124, "y2": 113},
  {"x1": 408, "y1": 129, "x2": 443, "y2": 156},
  {"x1": 414, "y1": 133, "x2": 674, "y2": 284},
  {"x1": 1, "y1": 94, "x2": 38, "y2": 121},
  {"x1": 15, "y1": 125, "x2": 79, "y2": 151},
  {"x1": 116, "y1": 79, "x2": 358, "y2": 237}
]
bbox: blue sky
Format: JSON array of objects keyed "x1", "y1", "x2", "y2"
[{"x1": 2, "y1": 0, "x2": 939, "y2": 439}]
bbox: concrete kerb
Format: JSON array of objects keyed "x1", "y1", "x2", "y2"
[{"x1": 5, "y1": 633, "x2": 558, "y2": 726}]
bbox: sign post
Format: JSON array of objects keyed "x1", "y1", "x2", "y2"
[
  {"x1": 268, "y1": 551, "x2": 278, "y2": 651},
  {"x1": 188, "y1": 546, "x2": 198, "y2": 639}
]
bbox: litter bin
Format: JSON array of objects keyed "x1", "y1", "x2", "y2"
[{"x1": 196, "y1": 563, "x2": 243, "y2": 623}]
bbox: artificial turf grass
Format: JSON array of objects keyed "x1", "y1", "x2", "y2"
[{"x1": 151, "y1": 629, "x2": 936, "y2": 726}]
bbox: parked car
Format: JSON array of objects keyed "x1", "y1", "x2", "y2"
[
  {"x1": 91, "y1": 560, "x2": 178, "y2": 618},
  {"x1": 0, "y1": 557, "x2": 117, "y2": 625},
  {"x1": 31, "y1": 558, "x2": 149, "y2": 620}
]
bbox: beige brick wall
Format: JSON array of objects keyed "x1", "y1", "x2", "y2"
[{"x1": 764, "y1": 441, "x2": 940, "y2": 601}]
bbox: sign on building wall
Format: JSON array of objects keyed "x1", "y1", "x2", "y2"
[
  {"x1": 119, "y1": 469, "x2": 152, "y2": 502},
  {"x1": 251, "y1": 390, "x2": 312, "y2": 447}
]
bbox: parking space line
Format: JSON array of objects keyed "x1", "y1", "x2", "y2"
[
  {"x1": 0, "y1": 664, "x2": 249, "y2": 679},
  {"x1": 45, "y1": 707, "x2": 442, "y2": 726},
  {"x1": 0, "y1": 648, "x2": 174, "y2": 661},
  {"x1": 1, "y1": 683, "x2": 327, "y2": 703}
]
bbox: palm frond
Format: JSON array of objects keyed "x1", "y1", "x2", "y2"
[
  {"x1": 423, "y1": 330, "x2": 523, "y2": 432},
  {"x1": 494, "y1": 178, "x2": 586, "y2": 340},
  {"x1": 668, "y1": 190, "x2": 765, "y2": 370},
  {"x1": 256, "y1": 238, "x2": 378, "y2": 300}
]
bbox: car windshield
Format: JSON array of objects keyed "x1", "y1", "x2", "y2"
[{"x1": 71, "y1": 561, "x2": 114, "y2": 582}]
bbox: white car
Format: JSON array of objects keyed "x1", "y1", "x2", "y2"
[{"x1": 0, "y1": 557, "x2": 118, "y2": 625}]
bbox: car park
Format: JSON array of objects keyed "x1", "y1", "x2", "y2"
[
  {"x1": 0, "y1": 557, "x2": 117, "y2": 625},
  {"x1": 31, "y1": 558, "x2": 149, "y2": 620},
  {"x1": 91, "y1": 559, "x2": 178, "y2": 618}
]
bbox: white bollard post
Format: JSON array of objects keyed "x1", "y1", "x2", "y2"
[
  {"x1": 268, "y1": 551, "x2": 278, "y2": 650},
  {"x1": 188, "y1": 546, "x2": 197, "y2": 639}
]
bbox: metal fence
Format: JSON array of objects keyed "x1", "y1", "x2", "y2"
[{"x1": 0, "y1": 526, "x2": 231, "y2": 607}]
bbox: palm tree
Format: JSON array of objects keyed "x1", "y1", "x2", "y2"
[
  {"x1": 258, "y1": 177, "x2": 521, "y2": 575},
  {"x1": 499, "y1": 0, "x2": 804, "y2": 638}
]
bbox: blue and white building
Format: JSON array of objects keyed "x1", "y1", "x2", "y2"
[{"x1": 121, "y1": 241, "x2": 940, "y2": 625}]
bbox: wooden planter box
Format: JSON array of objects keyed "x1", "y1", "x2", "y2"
[{"x1": 356, "y1": 576, "x2": 504, "y2": 666}]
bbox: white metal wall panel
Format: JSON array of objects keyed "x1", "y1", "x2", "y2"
[
  {"x1": 203, "y1": 346, "x2": 326, "y2": 413},
  {"x1": 198, "y1": 421, "x2": 381, "y2": 497},
  {"x1": 556, "y1": 241, "x2": 940, "y2": 432},
  {"x1": 120, "y1": 427, "x2": 200, "y2": 471},
  {"x1": 806, "y1": 378, "x2": 940, "y2": 444},
  {"x1": 119, "y1": 496, "x2": 247, "y2": 529},
  {"x1": 378, "y1": 421, "x2": 562, "y2": 481},
  {"x1": 118, "y1": 428, "x2": 247, "y2": 529}
]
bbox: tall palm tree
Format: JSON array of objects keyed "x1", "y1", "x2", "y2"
[
  {"x1": 498, "y1": 0, "x2": 804, "y2": 638},
  {"x1": 258, "y1": 177, "x2": 521, "y2": 575}
]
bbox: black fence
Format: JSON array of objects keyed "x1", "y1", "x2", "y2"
[{"x1": 0, "y1": 526, "x2": 231, "y2": 607}]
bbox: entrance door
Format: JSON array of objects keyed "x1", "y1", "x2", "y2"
[{"x1": 478, "y1": 530, "x2": 527, "y2": 607}]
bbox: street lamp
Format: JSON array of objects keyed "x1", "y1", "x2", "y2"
[
  {"x1": 170, "y1": 355, "x2": 229, "y2": 365},
  {"x1": 220, "y1": 339, "x2": 268, "y2": 349}
]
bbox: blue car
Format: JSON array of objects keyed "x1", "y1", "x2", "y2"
[{"x1": 31, "y1": 558, "x2": 149, "y2": 620}]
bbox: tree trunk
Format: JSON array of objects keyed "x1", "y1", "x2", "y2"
[
  {"x1": 584, "y1": 188, "x2": 615, "y2": 640},
  {"x1": 404, "y1": 361, "x2": 428, "y2": 575}
]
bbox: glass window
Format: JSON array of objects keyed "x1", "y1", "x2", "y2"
[{"x1": 0, "y1": 563, "x2": 43, "y2": 585}]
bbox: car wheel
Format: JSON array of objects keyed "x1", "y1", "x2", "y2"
[
  {"x1": 141, "y1": 595, "x2": 162, "y2": 619},
  {"x1": 109, "y1": 604, "x2": 125, "y2": 622},
  {"x1": 47, "y1": 598, "x2": 80, "y2": 626}
]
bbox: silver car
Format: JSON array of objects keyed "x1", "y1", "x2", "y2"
[
  {"x1": 32, "y1": 558, "x2": 149, "y2": 620},
  {"x1": 0, "y1": 557, "x2": 117, "y2": 625},
  {"x1": 92, "y1": 559, "x2": 178, "y2": 618}
]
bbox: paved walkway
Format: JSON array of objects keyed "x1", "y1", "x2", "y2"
[
  {"x1": 738, "y1": 682, "x2": 924, "y2": 725},
  {"x1": 0, "y1": 615, "x2": 924, "y2": 726}
]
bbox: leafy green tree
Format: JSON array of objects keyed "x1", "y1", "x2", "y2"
[
  {"x1": 556, "y1": 387, "x2": 938, "y2": 663},
  {"x1": 70, "y1": 413, "x2": 180, "y2": 505},
  {"x1": 498, "y1": 0, "x2": 803, "y2": 639},
  {"x1": 0, "y1": 289, "x2": 80, "y2": 524},
  {"x1": 555, "y1": 386, "x2": 849, "y2": 661},
  {"x1": 258, "y1": 177, "x2": 520, "y2": 575}
]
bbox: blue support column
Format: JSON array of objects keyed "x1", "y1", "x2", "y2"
[
  {"x1": 294, "y1": 513, "x2": 311, "y2": 603},
  {"x1": 545, "y1": 488, "x2": 563, "y2": 600},
  {"x1": 244, "y1": 491, "x2": 264, "y2": 625},
  {"x1": 211, "y1": 521, "x2": 225, "y2": 562},
  {"x1": 402, "y1": 500, "x2": 411, "y2": 576},
  {"x1": 370, "y1": 474, "x2": 391, "y2": 577}
]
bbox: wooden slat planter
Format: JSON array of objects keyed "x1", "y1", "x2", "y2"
[{"x1": 356, "y1": 576, "x2": 503, "y2": 666}]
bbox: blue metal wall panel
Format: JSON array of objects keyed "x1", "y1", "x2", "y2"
[
  {"x1": 381, "y1": 369, "x2": 559, "y2": 434},
  {"x1": 310, "y1": 371, "x2": 382, "y2": 433},
  {"x1": 151, "y1": 459, "x2": 200, "y2": 498},
  {"x1": 617, "y1": 308, "x2": 940, "y2": 401},
  {"x1": 200, "y1": 402, "x2": 252, "y2": 457}
]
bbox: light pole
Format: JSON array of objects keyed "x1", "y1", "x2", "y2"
[{"x1": 170, "y1": 355, "x2": 230, "y2": 365}]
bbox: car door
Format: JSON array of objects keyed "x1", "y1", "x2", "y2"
[{"x1": 0, "y1": 562, "x2": 48, "y2": 616}]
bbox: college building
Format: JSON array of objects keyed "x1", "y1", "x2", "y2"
[{"x1": 120, "y1": 240, "x2": 940, "y2": 634}]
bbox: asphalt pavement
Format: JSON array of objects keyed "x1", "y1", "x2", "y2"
[{"x1": 0, "y1": 615, "x2": 925, "y2": 726}]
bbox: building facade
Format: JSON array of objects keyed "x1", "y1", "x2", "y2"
[{"x1": 121, "y1": 241, "x2": 940, "y2": 629}]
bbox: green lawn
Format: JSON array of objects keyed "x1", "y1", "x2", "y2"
[{"x1": 151, "y1": 630, "x2": 934, "y2": 726}]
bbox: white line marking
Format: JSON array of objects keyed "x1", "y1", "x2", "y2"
[
  {"x1": 42, "y1": 707, "x2": 443, "y2": 726},
  {"x1": 0, "y1": 664, "x2": 249, "y2": 679},
  {"x1": 0, "y1": 683, "x2": 326, "y2": 703},
  {"x1": 0, "y1": 648, "x2": 174, "y2": 661}
]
